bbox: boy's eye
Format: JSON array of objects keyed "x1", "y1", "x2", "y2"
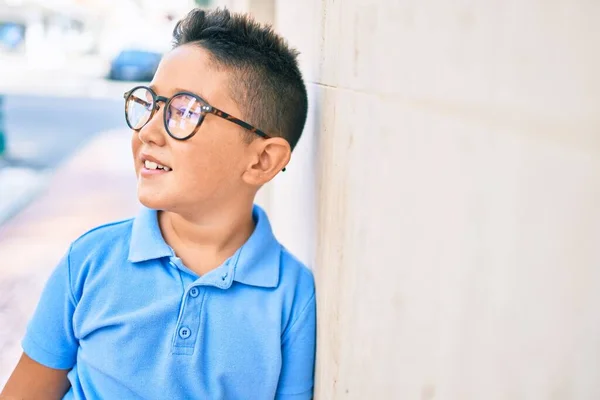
[{"x1": 175, "y1": 108, "x2": 199, "y2": 119}]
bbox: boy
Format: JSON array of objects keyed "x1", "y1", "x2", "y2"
[{"x1": 1, "y1": 7, "x2": 315, "y2": 400}]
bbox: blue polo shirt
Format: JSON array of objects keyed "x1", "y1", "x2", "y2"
[{"x1": 22, "y1": 205, "x2": 316, "y2": 399}]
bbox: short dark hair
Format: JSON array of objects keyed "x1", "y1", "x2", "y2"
[{"x1": 172, "y1": 8, "x2": 308, "y2": 150}]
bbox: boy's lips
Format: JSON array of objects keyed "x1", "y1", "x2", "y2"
[
  {"x1": 141, "y1": 153, "x2": 170, "y2": 167},
  {"x1": 141, "y1": 166, "x2": 170, "y2": 177},
  {"x1": 140, "y1": 153, "x2": 172, "y2": 176}
]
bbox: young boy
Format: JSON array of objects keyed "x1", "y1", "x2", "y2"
[{"x1": 1, "y1": 8, "x2": 315, "y2": 400}]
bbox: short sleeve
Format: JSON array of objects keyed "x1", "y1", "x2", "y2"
[
  {"x1": 276, "y1": 291, "x2": 316, "y2": 399},
  {"x1": 22, "y1": 246, "x2": 78, "y2": 370}
]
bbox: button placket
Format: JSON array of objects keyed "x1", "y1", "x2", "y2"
[
  {"x1": 204, "y1": 261, "x2": 234, "y2": 289},
  {"x1": 172, "y1": 286, "x2": 205, "y2": 355}
]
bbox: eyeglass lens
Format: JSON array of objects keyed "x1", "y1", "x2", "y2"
[{"x1": 125, "y1": 87, "x2": 205, "y2": 139}]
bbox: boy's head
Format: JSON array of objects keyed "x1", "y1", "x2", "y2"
[{"x1": 130, "y1": 8, "x2": 308, "y2": 215}]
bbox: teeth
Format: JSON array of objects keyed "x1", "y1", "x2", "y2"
[
  {"x1": 145, "y1": 160, "x2": 158, "y2": 169},
  {"x1": 144, "y1": 160, "x2": 171, "y2": 171}
]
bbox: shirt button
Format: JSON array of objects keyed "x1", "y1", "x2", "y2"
[
  {"x1": 189, "y1": 287, "x2": 199, "y2": 298},
  {"x1": 221, "y1": 272, "x2": 228, "y2": 281},
  {"x1": 178, "y1": 326, "x2": 191, "y2": 339}
]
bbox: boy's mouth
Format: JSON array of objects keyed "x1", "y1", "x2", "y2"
[{"x1": 143, "y1": 160, "x2": 172, "y2": 172}]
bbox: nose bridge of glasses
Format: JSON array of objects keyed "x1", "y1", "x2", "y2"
[{"x1": 154, "y1": 95, "x2": 170, "y2": 110}]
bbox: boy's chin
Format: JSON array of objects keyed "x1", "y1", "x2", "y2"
[{"x1": 138, "y1": 193, "x2": 172, "y2": 211}]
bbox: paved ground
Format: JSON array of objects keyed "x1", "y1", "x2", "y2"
[
  {"x1": 0, "y1": 93, "x2": 128, "y2": 225},
  {"x1": 0, "y1": 166, "x2": 50, "y2": 227},
  {"x1": 0, "y1": 54, "x2": 143, "y2": 386},
  {"x1": 0, "y1": 54, "x2": 136, "y2": 218},
  {"x1": 0, "y1": 129, "x2": 139, "y2": 387},
  {"x1": 1, "y1": 94, "x2": 125, "y2": 166}
]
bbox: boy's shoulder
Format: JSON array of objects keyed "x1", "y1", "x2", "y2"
[
  {"x1": 278, "y1": 246, "x2": 315, "y2": 294},
  {"x1": 279, "y1": 246, "x2": 313, "y2": 276},
  {"x1": 69, "y1": 217, "x2": 135, "y2": 256},
  {"x1": 61, "y1": 217, "x2": 136, "y2": 300}
]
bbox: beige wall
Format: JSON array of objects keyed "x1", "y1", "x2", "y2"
[
  {"x1": 218, "y1": 0, "x2": 600, "y2": 398},
  {"x1": 213, "y1": 0, "x2": 275, "y2": 24}
]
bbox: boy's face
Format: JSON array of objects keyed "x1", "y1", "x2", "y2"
[{"x1": 131, "y1": 44, "x2": 254, "y2": 214}]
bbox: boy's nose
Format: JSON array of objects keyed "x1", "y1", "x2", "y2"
[{"x1": 138, "y1": 107, "x2": 168, "y2": 147}]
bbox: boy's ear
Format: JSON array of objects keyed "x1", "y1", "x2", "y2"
[{"x1": 242, "y1": 137, "x2": 291, "y2": 186}]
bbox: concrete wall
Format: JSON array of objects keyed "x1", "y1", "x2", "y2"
[{"x1": 217, "y1": 0, "x2": 600, "y2": 398}]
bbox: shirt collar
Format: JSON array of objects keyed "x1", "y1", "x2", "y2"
[
  {"x1": 128, "y1": 207, "x2": 173, "y2": 263},
  {"x1": 232, "y1": 205, "x2": 281, "y2": 288},
  {"x1": 128, "y1": 205, "x2": 281, "y2": 288}
]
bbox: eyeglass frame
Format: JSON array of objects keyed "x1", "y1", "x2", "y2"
[{"x1": 123, "y1": 85, "x2": 272, "y2": 141}]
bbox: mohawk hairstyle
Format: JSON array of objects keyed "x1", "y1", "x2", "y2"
[{"x1": 172, "y1": 8, "x2": 308, "y2": 150}]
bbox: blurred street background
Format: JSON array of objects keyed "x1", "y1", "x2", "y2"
[
  {"x1": 0, "y1": 0, "x2": 202, "y2": 226},
  {"x1": 1, "y1": 0, "x2": 600, "y2": 399},
  {"x1": 0, "y1": 0, "x2": 206, "y2": 386}
]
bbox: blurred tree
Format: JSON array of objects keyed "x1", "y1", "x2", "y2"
[{"x1": 195, "y1": 0, "x2": 212, "y2": 6}]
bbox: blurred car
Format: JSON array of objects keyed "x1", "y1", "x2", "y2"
[
  {"x1": 108, "y1": 49, "x2": 162, "y2": 82},
  {"x1": 0, "y1": 22, "x2": 25, "y2": 51}
]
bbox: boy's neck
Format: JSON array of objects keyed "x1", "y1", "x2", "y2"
[{"x1": 158, "y1": 202, "x2": 256, "y2": 276}]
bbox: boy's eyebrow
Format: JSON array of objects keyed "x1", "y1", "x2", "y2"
[{"x1": 150, "y1": 85, "x2": 207, "y2": 100}]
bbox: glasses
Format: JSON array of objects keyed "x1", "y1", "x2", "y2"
[{"x1": 123, "y1": 86, "x2": 271, "y2": 141}]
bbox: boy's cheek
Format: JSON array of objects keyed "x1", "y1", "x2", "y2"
[{"x1": 131, "y1": 135, "x2": 141, "y2": 174}]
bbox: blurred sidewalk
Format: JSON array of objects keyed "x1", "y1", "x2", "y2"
[
  {"x1": 0, "y1": 129, "x2": 139, "y2": 386},
  {"x1": 0, "y1": 165, "x2": 50, "y2": 227}
]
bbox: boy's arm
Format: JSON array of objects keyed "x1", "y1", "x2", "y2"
[
  {"x1": 2, "y1": 248, "x2": 79, "y2": 399},
  {"x1": 1, "y1": 353, "x2": 70, "y2": 399},
  {"x1": 276, "y1": 291, "x2": 317, "y2": 400}
]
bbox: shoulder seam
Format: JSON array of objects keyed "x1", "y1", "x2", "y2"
[
  {"x1": 68, "y1": 217, "x2": 134, "y2": 303},
  {"x1": 282, "y1": 289, "x2": 316, "y2": 342}
]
